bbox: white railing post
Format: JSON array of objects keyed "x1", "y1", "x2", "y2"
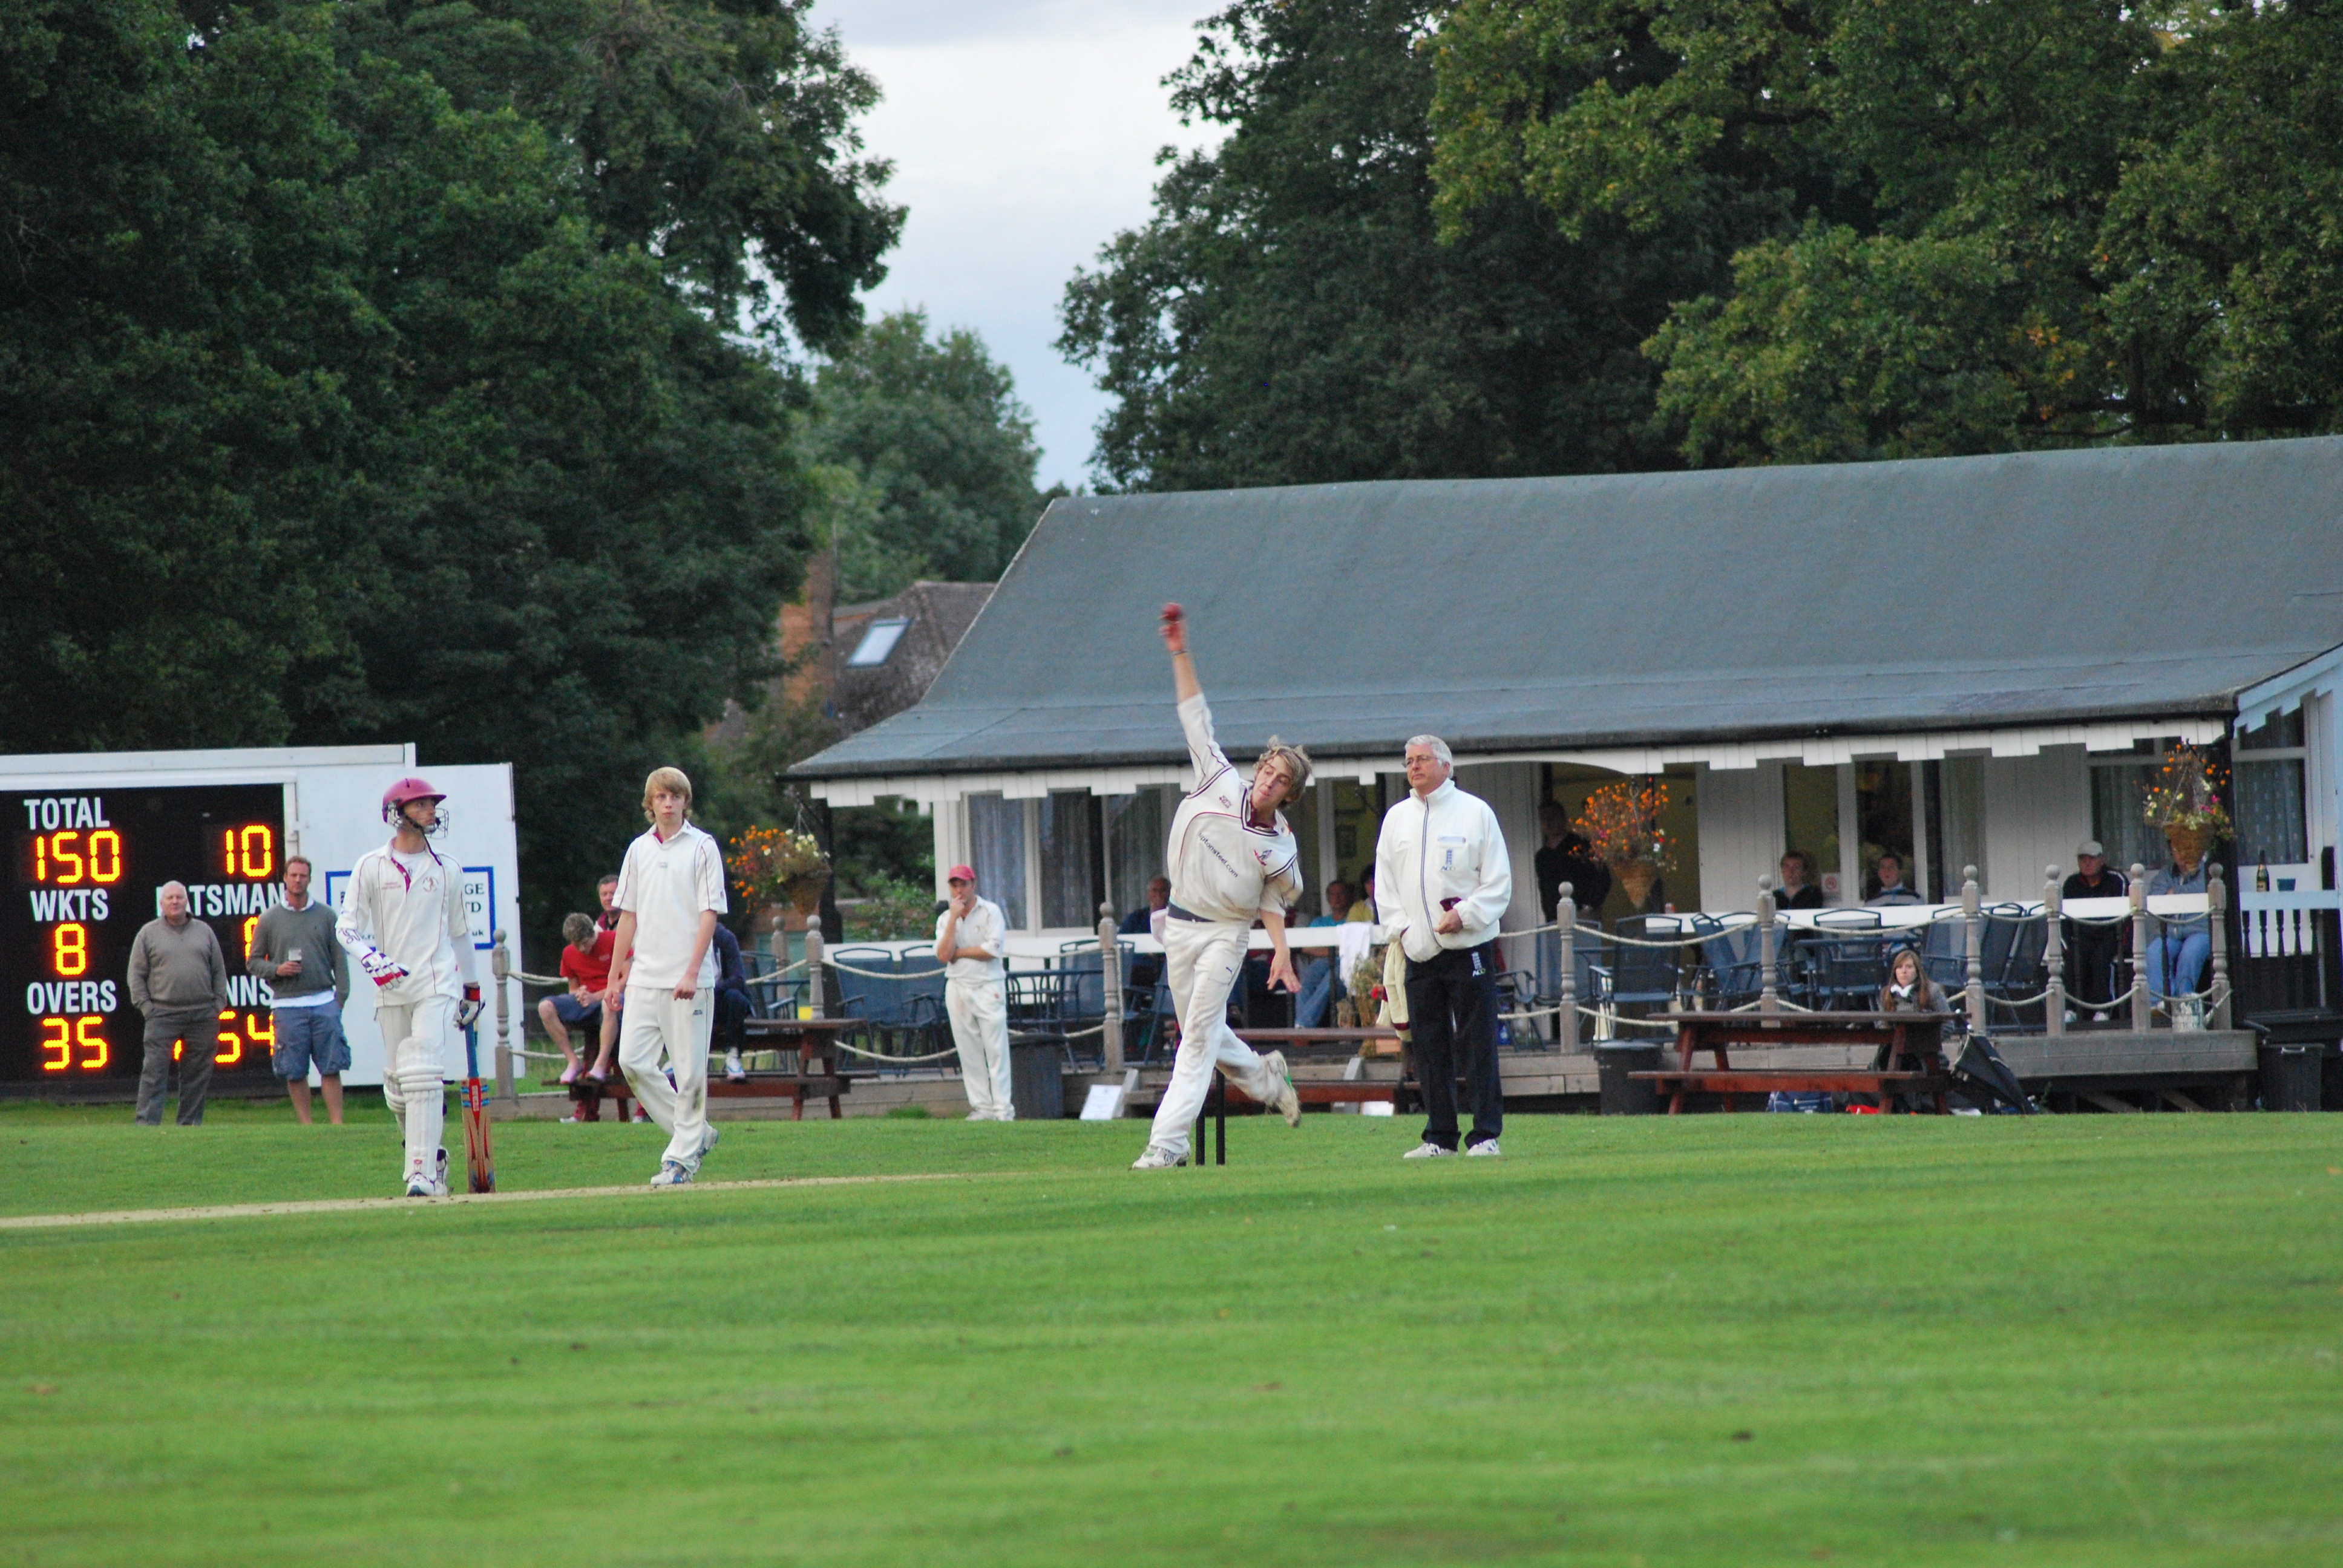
[
  {"x1": 1963, "y1": 867, "x2": 1986, "y2": 1034},
  {"x1": 1098, "y1": 904, "x2": 1124, "y2": 1073},
  {"x1": 1757, "y1": 874, "x2": 1779, "y2": 1014},
  {"x1": 805, "y1": 923, "x2": 826, "y2": 1019},
  {"x1": 2208, "y1": 864, "x2": 2232, "y2": 1030},
  {"x1": 2129, "y1": 863, "x2": 2152, "y2": 1031},
  {"x1": 2043, "y1": 866, "x2": 2065, "y2": 1038},
  {"x1": 1556, "y1": 883, "x2": 1579, "y2": 1052},
  {"x1": 491, "y1": 929, "x2": 515, "y2": 1103}
]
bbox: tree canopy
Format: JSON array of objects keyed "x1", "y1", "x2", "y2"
[
  {"x1": 1433, "y1": 0, "x2": 2343, "y2": 463},
  {"x1": 0, "y1": 0, "x2": 900, "y2": 946},
  {"x1": 1067, "y1": 1, "x2": 2343, "y2": 486},
  {"x1": 802, "y1": 309, "x2": 1046, "y2": 604},
  {"x1": 1057, "y1": 0, "x2": 1690, "y2": 492}
]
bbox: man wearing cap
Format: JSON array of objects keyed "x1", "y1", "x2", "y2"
[
  {"x1": 935, "y1": 864, "x2": 1014, "y2": 1120},
  {"x1": 2061, "y1": 841, "x2": 2129, "y2": 1014}
]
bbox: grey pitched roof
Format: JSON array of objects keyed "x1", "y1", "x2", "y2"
[{"x1": 791, "y1": 437, "x2": 2343, "y2": 780}]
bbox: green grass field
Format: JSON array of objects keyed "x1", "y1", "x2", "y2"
[{"x1": 4, "y1": 1100, "x2": 2340, "y2": 1567}]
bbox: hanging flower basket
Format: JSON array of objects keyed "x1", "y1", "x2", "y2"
[
  {"x1": 1616, "y1": 858, "x2": 1661, "y2": 912},
  {"x1": 727, "y1": 826, "x2": 830, "y2": 917},
  {"x1": 2140, "y1": 745, "x2": 2230, "y2": 872},
  {"x1": 1573, "y1": 778, "x2": 1676, "y2": 911},
  {"x1": 783, "y1": 871, "x2": 830, "y2": 918}
]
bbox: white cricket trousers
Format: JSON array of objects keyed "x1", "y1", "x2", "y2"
[
  {"x1": 945, "y1": 975, "x2": 1014, "y2": 1120},
  {"x1": 376, "y1": 996, "x2": 452, "y2": 1184},
  {"x1": 619, "y1": 986, "x2": 713, "y2": 1169},
  {"x1": 1145, "y1": 918, "x2": 1280, "y2": 1161}
]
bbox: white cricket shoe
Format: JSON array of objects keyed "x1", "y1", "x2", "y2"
[
  {"x1": 699, "y1": 1125, "x2": 721, "y2": 1160},
  {"x1": 1465, "y1": 1138, "x2": 1502, "y2": 1158},
  {"x1": 649, "y1": 1160, "x2": 695, "y2": 1187},
  {"x1": 1130, "y1": 1146, "x2": 1187, "y2": 1170},
  {"x1": 405, "y1": 1171, "x2": 448, "y2": 1198},
  {"x1": 1262, "y1": 1050, "x2": 1301, "y2": 1127},
  {"x1": 1401, "y1": 1142, "x2": 1455, "y2": 1160},
  {"x1": 724, "y1": 1049, "x2": 747, "y2": 1082}
]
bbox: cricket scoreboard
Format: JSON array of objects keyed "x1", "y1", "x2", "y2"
[{"x1": 5, "y1": 785, "x2": 287, "y2": 1086}]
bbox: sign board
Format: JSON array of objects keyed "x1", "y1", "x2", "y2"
[{"x1": 1, "y1": 746, "x2": 522, "y2": 1089}]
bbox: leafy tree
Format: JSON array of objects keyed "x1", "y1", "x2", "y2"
[
  {"x1": 801, "y1": 309, "x2": 1044, "y2": 602},
  {"x1": 1432, "y1": 1, "x2": 2343, "y2": 463},
  {"x1": 1059, "y1": 0, "x2": 1689, "y2": 492},
  {"x1": 0, "y1": 0, "x2": 901, "y2": 956}
]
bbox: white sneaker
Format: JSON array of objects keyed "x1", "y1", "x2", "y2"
[
  {"x1": 649, "y1": 1160, "x2": 694, "y2": 1187},
  {"x1": 699, "y1": 1125, "x2": 720, "y2": 1160},
  {"x1": 405, "y1": 1172, "x2": 448, "y2": 1198},
  {"x1": 1262, "y1": 1050, "x2": 1301, "y2": 1127},
  {"x1": 1401, "y1": 1142, "x2": 1455, "y2": 1160},
  {"x1": 1465, "y1": 1138, "x2": 1502, "y2": 1158},
  {"x1": 724, "y1": 1049, "x2": 746, "y2": 1082},
  {"x1": 1130, "y1": 1146, "x2": 1187, "y2": 1170}
]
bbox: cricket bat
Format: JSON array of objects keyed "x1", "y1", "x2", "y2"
[{"x1": 462, "y1": 1019, "x2": 496, "y2": 1194}]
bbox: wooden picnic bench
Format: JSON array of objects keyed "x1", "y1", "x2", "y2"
[
  {"x1": 1175, "y1": 1025, "x2": 1406, "y2": 1164},
  {"x1": 1630, "y1": 1010, "x2": 1956, "y2": 1115},
  {"x1": 566, "y1": 1016, "x2": 857, "y2": 1122}
]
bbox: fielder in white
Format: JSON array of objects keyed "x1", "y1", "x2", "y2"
[
  {"x1": 1132, "y1": 603, "x2": 1305, "y2": 1169},
  {"x1": 336, "y1": 776, "x2": 484, "y2": 1198},
  {"x1": 605, "y1": 767, "x2": 727, "y2": 1187},
  {"x1": 934, "y1": 863, "x2": 1014, "y2": 1120}
]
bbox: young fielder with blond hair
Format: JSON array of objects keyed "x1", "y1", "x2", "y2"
[
  {"x1": 1131, "y1": 604, "x2": 1306, "y2": 1169},
  {"x1": 605, "y1": 766, "x2": 729, "y2": 1186}
]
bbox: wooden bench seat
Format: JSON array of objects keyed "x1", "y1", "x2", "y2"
[
  {"x1": 1221, "y1": 1080, "x2": 1400, "y2": 1109},
  {"x1": 1632, "y1": 1068, "x2": 1950, "y2": 1114},
  {"x1": 707, "y1": 1072, "x2": 849, "y2": 1120}
]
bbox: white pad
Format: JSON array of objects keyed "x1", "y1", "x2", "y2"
[{"x1": 398, "y1": 1070, "x2": 445, "y2": 1180}]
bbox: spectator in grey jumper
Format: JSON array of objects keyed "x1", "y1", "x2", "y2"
[
  {"x1": 128, "y1": 881, "x2": 230, "y2": 1126},
  {"x1": 247, "y1": 855, "x2": 351, "y2": 1124}
]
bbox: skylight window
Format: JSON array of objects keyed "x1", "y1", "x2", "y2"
[{"x1": 846, "y1": 618, "x2": 911, "y2": 667}]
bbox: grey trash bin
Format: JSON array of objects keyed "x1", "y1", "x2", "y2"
[
  {"x1": 1010, "y1": 1036, "x2": 1064, "y2": 1121},
  {"x1": 2259, "y1": 1044, "x2": 2322, "y2": 1112},
  {"x1": 1595, "y1": 1042, "x2": 1662, "y2": 1116}
]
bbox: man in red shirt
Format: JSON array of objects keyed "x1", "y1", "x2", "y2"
[{"x1": 540, "y1": 911, "x2": 614, "y2": 1084}]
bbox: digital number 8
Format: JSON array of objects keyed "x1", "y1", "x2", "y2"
[{"x1": 53, "y1": 922, "x2": 87, "y2": 978}]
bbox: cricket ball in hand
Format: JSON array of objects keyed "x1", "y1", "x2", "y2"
[{"x1": 1161, "y1": 602, "x2": 1183, "y2": 624}]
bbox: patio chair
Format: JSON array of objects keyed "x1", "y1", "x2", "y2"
[
  {"x1": 1588, "y1": 916, "x2": 1682, "y2": 1020},
  {"x1": 1918, "y1": 910, "x2": 1969, "y2": 991},
  {"x1": 1807, "y1": 934, "x2": 1893, "y2": 1011},
  {"x1": 1697, "y1": 921, "x2": 1768, "y2": 1010},
  {"x1": 830, "y1": 947, "x2": 936, "y2": 1068},
  {"x1": 1493, "y1": 969, "x2": 1544, "y2": 1049}
]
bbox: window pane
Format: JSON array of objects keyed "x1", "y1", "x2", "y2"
[
  {"x1": 2089, "y1": 765, "x2": 2166, "y2": 877},
  {"x1": 2236, "y1": 710, "x2": 2305, "y2": 751},
  {"x1": 966, "y1": 794, "x2": 1027, "y2": 930},
  {"x1": 1853, "y1": 760, "x2": 1914, "y2": 900},
  {"x1": 1038, "y1": 792, "x2": 1099, "y2": 929},
  {"x1": 2235, "y1": 759, "x2": 2306, "y2": 865},
  {"x1": 846, "y1": 618, "x2": 909, "y2": 667},
  {"x1": 1781, "y1": 763, "x2": 1840, "y2": 899},
  {"x1": 1106, "y1": 788, "x2": 1167, "y2": 919}
]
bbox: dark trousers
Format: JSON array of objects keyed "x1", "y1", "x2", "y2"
[
  {"x1": 2066, "y1": 930, "x2": 2123, "y2": 1007},
  {"x1": 1404, "y1": 942, "x2": 1503, "y2": 1150},
  {"x1": 714, "y1": 987, "x2": 750, "y2": 1054},
  {"x1": 136, "y1": 1007, "x2": 219, "y2": 1126}
]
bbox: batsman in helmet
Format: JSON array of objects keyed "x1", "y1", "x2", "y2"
[{"x1": 336, "y1": 776, "x2": 485, "y2": 1197}]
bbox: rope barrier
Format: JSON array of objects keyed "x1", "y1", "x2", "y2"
[{"x1": 831, "y1": 1040, "x2": 962, "y2": 1063}]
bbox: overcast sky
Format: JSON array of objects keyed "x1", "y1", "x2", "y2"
[{"x1": 804, "y1": 1, "x2": 1225, "y2": 490}]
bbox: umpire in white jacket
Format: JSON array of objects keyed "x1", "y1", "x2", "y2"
[{"x1": 1374, "y1": 735, "x2": 1513, "y2": 1157}]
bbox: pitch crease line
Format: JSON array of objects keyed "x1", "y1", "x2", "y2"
[{"x1": 0, "y1": 1172, "x2": 994, "y2": 1232}]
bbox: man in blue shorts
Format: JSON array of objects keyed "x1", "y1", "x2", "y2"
[{"x1": 247, "y1": 855, "x2": 352, "y2": 1125}]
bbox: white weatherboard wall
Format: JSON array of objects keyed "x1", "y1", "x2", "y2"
[
  {"x1": 1981, "y1": 748, "x2": 2089, "y2": 900},
  {"x1": 0, "y1": 745, "x2": 521, "y2": 1088},
  {"x1": 1696, "y1": 762, "x2": 1786, "y2": 915},
  {"x1": 1453, "y1": 762, "x2": 1542, "y2": 935}
]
